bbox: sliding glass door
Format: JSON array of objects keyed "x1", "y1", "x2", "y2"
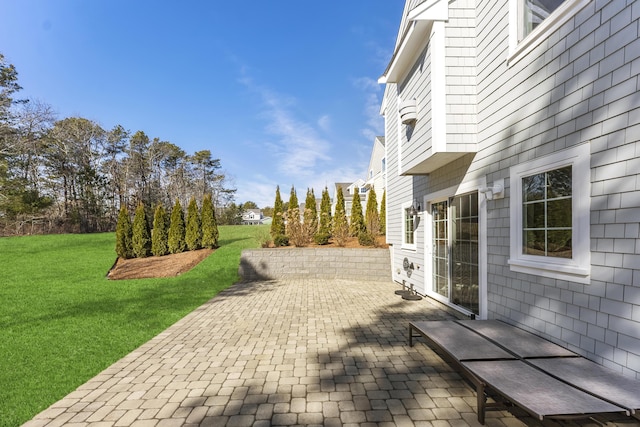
[{"x1": 429, "y1": 192, "x2": 479, "y2": 315}]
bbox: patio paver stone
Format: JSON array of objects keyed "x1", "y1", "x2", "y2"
[{"x1": 23, "y1": 279, "x2": 631, "y2": 427}]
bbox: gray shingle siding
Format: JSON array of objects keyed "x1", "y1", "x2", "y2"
[
  {"x1": 383, "y1": 0, "x2": 640, "y2": 378},
  {"x1": 483, "y1": 0, "x2": 640, "y2": 377}
]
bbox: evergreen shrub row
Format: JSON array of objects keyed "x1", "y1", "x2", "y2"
[
  {"x1": 268, "y1": 185, "x2": 386, "y2": 248},
  {"x1": 115, "y1": 194, "x2": 219, "y2": 259}
]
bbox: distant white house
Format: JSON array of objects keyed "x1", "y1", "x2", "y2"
[
  {"x1": 241, "y1": 209, "x2": 262, "y2": 225},
  {"x1": 380, "y1": 0, "x2": 640, "y2": 377},
  {"x1": 332, "y1": 137, "x2": 387, "y2": 221},
  {"x1": 364, "y1": 136, "x2": 386, "y2": 205},
  {"x1": 332, "y1": 180, "x2": 364, "y2": 220}
]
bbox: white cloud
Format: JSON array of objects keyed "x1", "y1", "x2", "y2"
[
  {"x1": 352, "y1": 76, "x2": 379, "y2": 91},
  {"x1": 233, "y1": 64, "x2": 376, "y2": 209},
  {"x1": 363, "y1": 92, "x2": 384, "y2": 136},
  {"x1": 360, "y1": 33, "x2": 395, "y2": 72},
  {"x1": 240, "y1": 79, "x2": 331, "y2": 178},
  {"x1": 353, "y1": 77, "x2": 384, "y2": 143},
  {"x1": 317, "y1": 114, "x2": 331, "y2": 132},
  {"x1": 235, "y1": 177, "x2": 278, "y2": 209}
]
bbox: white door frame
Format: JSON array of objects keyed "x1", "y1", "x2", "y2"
[{"x1": 423, "y1": 177, "x2": 488, "y2": 319}]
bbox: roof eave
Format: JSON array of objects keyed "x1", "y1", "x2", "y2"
[{"x1": 378, "y1": 0, "x2": 449, "y2": 85}]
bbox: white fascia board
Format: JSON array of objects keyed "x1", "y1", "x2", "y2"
[
  {"x1": 378, "y1": 20, "x2": 432, "y2": 84},
  {"x1": 407, "y1": 0, "x2": 449, "y2": 21},
  {"x1": 431, "y1": 21, "x2": 446, "y2": 154},
  {"x1": 379, "y1": 85, "x2": 392, "y2": 116},
  {"x1": 378, "y1": 0, "x2": 448, "y2": 85}
]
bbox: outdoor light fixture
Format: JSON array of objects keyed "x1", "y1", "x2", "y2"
[
  {"x1": 479, "y1": 179, "x2": 505, "y2": 200},
  {"x1": 408, "y1": 199, "x2": 421, "y2": 217}
]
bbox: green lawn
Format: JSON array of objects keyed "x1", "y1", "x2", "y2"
[{"x1": 0, "y1": 225, "x2": 267, "y2": 427}]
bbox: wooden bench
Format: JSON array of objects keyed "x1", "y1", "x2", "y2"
[{"x1": 409, "y1": 320, "x2": 636, "y2": 424}]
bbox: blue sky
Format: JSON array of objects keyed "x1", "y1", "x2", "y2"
[{"x1": 0, "y1": 1, "x2": 402, "y2": 208}]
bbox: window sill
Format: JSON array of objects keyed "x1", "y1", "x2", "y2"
[{"x1": 508, "y1": 258, "x2": 590, "y2": 284}]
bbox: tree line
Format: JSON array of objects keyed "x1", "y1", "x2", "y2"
[
  {"x1": 0, "y1": 53, "x2": 236, "y2": 236},
  {"x1": 269, "y1": 185, "x2": 386, "y2": 247}
]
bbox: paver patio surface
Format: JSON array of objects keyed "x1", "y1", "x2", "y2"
[{"x1": 23, "y1": 279, "x2": 633, "y2": 427}]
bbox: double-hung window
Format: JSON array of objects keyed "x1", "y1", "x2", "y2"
[{"x1": 509, "y1": 144, "x2": 590, "y2": 283}]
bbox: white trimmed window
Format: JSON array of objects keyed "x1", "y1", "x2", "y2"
[
  {"x1": 508, "y1": 0, "x2": 590, "y2": 65},
  {"x1": 508, "y1": 144, "x2": 590, "y2": 283},
  {"x1": 520, "y1": 0, "x2": 565, "y2": 40},
  {"x1": 402, "y1": 201, "x2": 417, "y2": 250}
]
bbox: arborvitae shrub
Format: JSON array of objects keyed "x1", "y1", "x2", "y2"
[
  {"x1": 287, "y1": 186, "x2": 299, "y2": 222},
  {"x1": 270, "y1": 186, "x2": 285, "y2": 239},
  {"x1": 151, "y1": 203, "x2": 169, "y2": 256},
  {"x1": 115, "y1": 205, "x2": 133, "y2": 259},
  {"x1": 273, "y1": 234, "x2": 289, "y2": 247},
  {"x1": 349, "y1": 190, "x2": 365, "y2": 237},
  {"x1": 132, "y1": 202, "x2": 151, "y2": 258},
  {"x1": 287, "y1": 186, "x2": 307, "y2": 246},
  {"x1": 304, "y1": 188, "x2": 318, "y2": 242},
  {"x1": 318, "y1": 186, "x2": 332, "y2": 238},
  {"x1": 332, "y1": 187, "x2": 349, "y2": 246},
  {"x1": 358, "y1": 230, "x2": 375, "y2": 246},
  {"x1": 185, "y1": 197, "x2": 202, "y2": 251},
  {"x1": 314, "y1": 231, "x2": 330, "y2": 245},
  {"x1": 201, "y1": 194, "x2": 219, "y2": 249},
  {"x1": 168, "y1": 199, "x2": 186, "y2": 254},
  {"x1": 365, "y1": 188, "x2": 378, "y2": 231}
]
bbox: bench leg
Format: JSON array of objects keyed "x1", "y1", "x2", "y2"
[
  {"x1": 409, "y1": 324, "x2": 414, "y2": 347},
  {"x1": 477, "y1": 382, "x2": 486, "y2": 425}
]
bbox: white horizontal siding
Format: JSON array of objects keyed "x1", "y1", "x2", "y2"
[{"x1": 399, "y1": 43, "x2": 434, "y2": 173}]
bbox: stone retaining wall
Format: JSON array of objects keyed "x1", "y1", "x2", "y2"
[{"x1": 238, "y1": 248, "x2": 391, "y2": 282}]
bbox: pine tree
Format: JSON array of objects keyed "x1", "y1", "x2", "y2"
[
  {"x1": 379, "y1": 189, "x2": 386, "y2": 235},
  {"x1": 132, "y1": 202, "x2": 151, "y2": 258},
  {"x1": 185, "y1": 197, "x2": 202, "y2": 251},
  {"x1": 270, "y1": 185, "x2": 285, "y2": 242},
  {"x1": 201, "y1": 193, "x2": 219, "y2": 249},
  {"x1": 318, "y1": 186, "x2": 332, "y2": 237},
  {"x1": 115, "y1": 205, "x2": 133, "y2": 259},
  {"x1": 332, "y1": 186, "x2": 349, "y2": 246},
  {"x1": 349, "y1": 189, "x2": 365, "y2": 237},
  {"x1": 151, "y1": 203, "x2": 169, "y2": 256},
  {"x1": 168, "y1": 199, "x2": 186, "y2": 254}
]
